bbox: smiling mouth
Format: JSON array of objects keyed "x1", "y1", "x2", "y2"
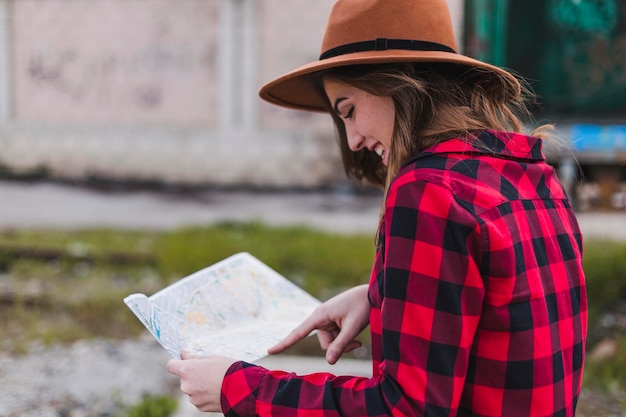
[{"x1": 374, "y1": 144, "x2": 385, "y2": 159}]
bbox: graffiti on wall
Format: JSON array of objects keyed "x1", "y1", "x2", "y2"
[{"x1": 12, "y1": 0, "x2": 220, "y2": 126}]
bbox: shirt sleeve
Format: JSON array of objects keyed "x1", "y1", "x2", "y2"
[
  {"x1": 220, "y1": 361, "x2": 377, "y2": 417},
  {"x1": 220, "y1": 176, "x2": 486, "y2": 417}
]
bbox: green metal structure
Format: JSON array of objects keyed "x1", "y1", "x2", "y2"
[
  {"x1": 465, "y1": 0, "x2": 626, "y2": 209},
  {"x1": 465, "y1": 0, "x2": 626, "y2": 118}
]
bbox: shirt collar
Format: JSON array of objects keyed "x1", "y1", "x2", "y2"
[{"x1": 406, "y1": 130, "x2": 545, "y2": 164}]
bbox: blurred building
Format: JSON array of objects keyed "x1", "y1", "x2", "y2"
[
  {"x1": 0, "y1": 0, "x2": 623, "y2": 199},
  {"x1": 0, "y1": 0, "x2": 336, "y2": 187},
  {"x1": 0, "y1": 0, "x2": 465, "y2": 188}
]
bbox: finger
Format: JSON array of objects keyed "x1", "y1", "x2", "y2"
[
  {"x1": 181, "y1": 351, "x2": 205, "y2": 360},
  {"x1": 268, "y1": 329, "x2": 311, "y2": 354},
  {"x1": 342, "y1": 340, "x2": 363, "y2": 353},
  {"x1": 316, "y1": 329, "x2": 337, "y2": 350},
  {"x1": 267, "y1": 317, "x2": 321, "y2": 354},
  {"x1": 166, "y1": 359, "x2": 183, "y2": 376},
  {"x1": 325, "y1": 327, "x2": 363, "y2": 364}
]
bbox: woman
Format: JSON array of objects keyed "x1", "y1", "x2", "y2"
[{"x1": 167, "y1": 0, "x2": 588, "y2": 415}]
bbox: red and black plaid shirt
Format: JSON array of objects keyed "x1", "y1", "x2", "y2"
[{"x1": 221, "y1": 130, "x2": 588, "y2": 416}]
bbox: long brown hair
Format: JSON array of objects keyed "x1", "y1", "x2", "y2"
[{"x1": 312, "y1": 63, "x2": 551, "y2": 191}]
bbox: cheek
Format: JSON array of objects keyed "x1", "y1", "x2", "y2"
[
  {"x1": 382, "y1": 114, "x2": 395, "y2": 148},
  {"x1": 379, "y1": 99, "x2": 395, "y2": 146}
]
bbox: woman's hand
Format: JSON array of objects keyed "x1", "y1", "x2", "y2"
[
  {"x1": 166, "y1": 352, "x2": 236, "y2": 413},
  {"x1": 268, "y1": 284, "x2": 370, "y2": 364}
]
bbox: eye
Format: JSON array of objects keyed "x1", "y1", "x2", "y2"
[{"x1": 343, "y1": 106, "x2": 354, "y2": 120}]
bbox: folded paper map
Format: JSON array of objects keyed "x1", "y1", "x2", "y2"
[{"x1": 124, "y1": 252, "x2": 321, "y2": 361}]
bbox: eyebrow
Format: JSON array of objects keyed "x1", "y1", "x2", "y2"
[{"x1": 332, "y1": 97, "x2": 347, "y2": 116}]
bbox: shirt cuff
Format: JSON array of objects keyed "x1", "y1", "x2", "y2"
[{"x1": 221, "y1": 361, "x2": 266, "y2": 417}]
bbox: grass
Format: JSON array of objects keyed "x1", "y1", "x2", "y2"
[
  {"x1": 0, "y1": 222, "x2": 375, "y2": 353},
  {"x1": 155, "y1": 222, "x2": 375, "y2": 295},
  {"x1": 582, "y1": 240, "x2": 626, "y2": 340},
  {"x1": 114, "y1": 394, "x2": 178, "y2": 417},
  {"x1": 584, "y1": 335, "x2": 626, "y2": 391},
  {"x1": 0, "y1": 223, "x2": 625, "y2": 395}
]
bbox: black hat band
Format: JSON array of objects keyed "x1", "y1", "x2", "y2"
[{"x1": 319, "y1": 38, "x2": 456, "y2": 60}]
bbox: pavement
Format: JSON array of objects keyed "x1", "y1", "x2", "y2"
[
  {"x1": 1, "y1": 179, "x2": 625, "y2": 240},
  {"x1": 0, "y1": 180, "x2": 382, "y2": 234}
]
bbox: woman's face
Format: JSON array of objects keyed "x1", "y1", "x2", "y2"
[{"x1": 324, "y1": 78, "x2": 395, "y2": 166}]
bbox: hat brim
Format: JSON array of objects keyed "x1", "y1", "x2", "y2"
[{"x1": 259, "y1": 50, "x2": 521, "y2": 112}]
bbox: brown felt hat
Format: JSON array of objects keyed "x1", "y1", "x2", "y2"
[{"x1": 259, "y1": 0, "x2": 521, "y2": 112}]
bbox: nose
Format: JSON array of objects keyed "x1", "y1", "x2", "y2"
[{"x1": 346, "y1": 127, "x2": 365, "y2": 152}]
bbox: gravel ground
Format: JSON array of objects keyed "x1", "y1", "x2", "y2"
[
  {"x1": 0, "y1": 335, "x2": 371, "y2": 417},
  {"x1": 0, "y1": 336, "x2": 176, "y2": 417}
]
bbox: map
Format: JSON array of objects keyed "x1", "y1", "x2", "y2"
[{"x1": 123, "y1": 252, "x2": 321, "y2": 361}]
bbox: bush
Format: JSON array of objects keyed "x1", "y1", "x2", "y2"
[
  {"x1": 115, "y1": 394, "x2": 178, "y2": 417},
  {"x1": 155, "y1": 222, "x2": 375, "y2": 298},
  {"x1": 582, "y1": 240, "x2": 626, "y2": 340}
]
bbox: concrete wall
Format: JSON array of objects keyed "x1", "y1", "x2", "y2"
[{"x1": 0, "y1": 0, "x2": 464, "y2": 188}]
